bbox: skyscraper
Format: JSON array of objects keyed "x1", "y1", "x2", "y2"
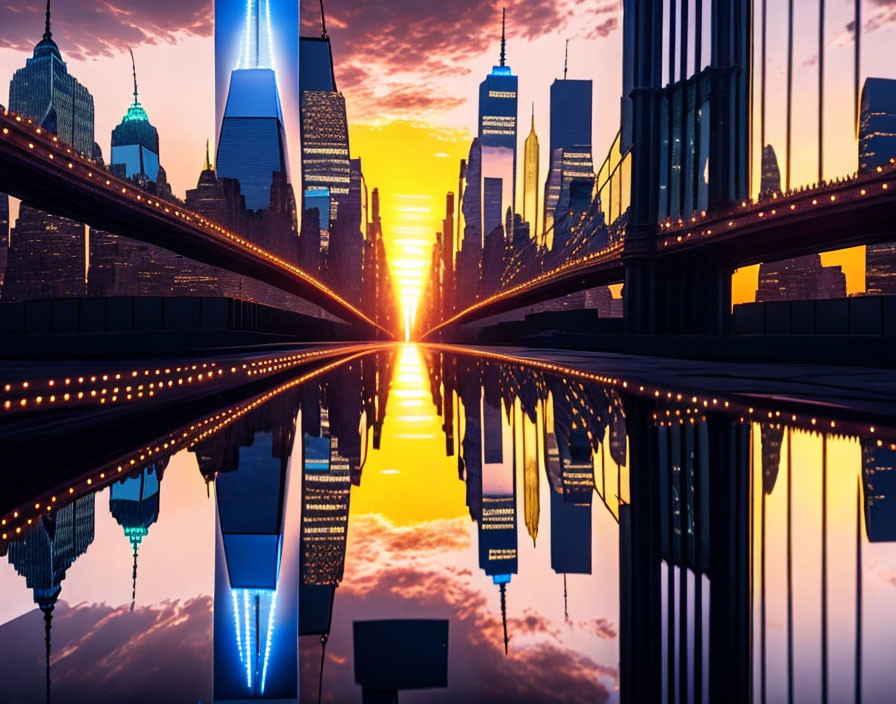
[
  {"x1": 478, "y1": 9, "x2": 518, "y2": 240},
  {"x1": 0, "y1": 193, "x2": 8, "y2": 290},
  {"x1": 89, "y1": 50, "x2": 179, "y2": 297},
  {"x1": 216, "y1": 0, "x2": 289, "y2": 212},
  {"x1": 477, "y1": 390, "x2": 517, "y2": 654},
  {"x1": 109, "y1": 462, "x2": 164, "y2": 611},
  {"x1": 299, "y1": 5, "x2": 351, "y2": 236},
  {"x1": 109, "y1": 50, "x2": 159, "y2": 182},
  {"x1": 544, "y1": 75, "x2": 593, "y2": 234},
  {"x1": 2, "y1": 3, "x2": 96, "y2": 301},
  {"x1": 522, "y1": 105, "x2": 540, "y2": 238},
  {"x1": 860, "y1": 78, "x2": 896, "y2": 295},
  {"x1": 6, "y1": 494, "x2": 96, "y2": 696}
]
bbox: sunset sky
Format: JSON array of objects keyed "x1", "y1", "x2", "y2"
[{"x1": 2, "y1": 1, "x2": 896, "y2": 310}]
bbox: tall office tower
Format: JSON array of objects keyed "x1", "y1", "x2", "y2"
[
  {"x1": 0, "y1": 193, "x2": 8, "y2": 290},
  {"x1": 301, "y1": 407, "x2": 351, "y2": 587},
  {"x1": 758, "y1": 145, "x2": 782, "y2": 200},
  {"x1": 860, "y1": 78, "x2": 896, "y2": 295},
  {"x1": 110, "y1": 51, "x2": 159, "y2": 181},
  {"x1": 861, "y1": 439, "x2": 896, "y2": 541},
  {"x1": 214, "y1": 429, "x2": 291, "y2": 698},
  {"x1": 755, "y1": 144, "x2": 846, "y2": 301},
  {"x1": 522, "y1": 412, "x2": 539, "y2": 546},
  {"x1": 109, "y1": 462, "x2": 165, "y2": 611},
  {"x1": 326, "y1": 158, "x2": 364, "y2": 304},
  {"x1": 478, "y1": 391, "x2": 517, "y2": 654},
  {"x1": 6, "y1": 494, "x2": 96, "y2": 689},
  {"x1": 456, "y1": 141, "x2": 483, "y2": 310},
  {"x1": 216, "y1": 0, "x2": 289, "y2": 212},
  {"x1": 478, "y1": 9, "x2": 518, "y2": 240},
  {"x1": 90, "y1": 51, "x2": 178, "y2": 297},
  {"x1": 544, "y1": 75, "x2": 593, "y2": 234},
  {"x1": 300, "y1": 11, "x2": 351, "y2": 238},
  {"x1": 522, "y1": 105, "x2": 540, "y2": 238},
  {"x1": 2, "y1": 3, "x2": 97, "y2": 301},
  {"x1": 441, "y1": 192, "x2": 455, "y2": 318}
]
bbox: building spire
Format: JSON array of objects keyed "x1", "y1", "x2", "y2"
[
  {"x1": 130, "y1": 542, "x2": 139, "y2": 612},
  {"x1": 43, "y1": 0, "x2": 52, "y2": 42},
  {"x1": 43, "y1": 605, "x2": 53, "y2": 704},
  {"x1": 563, "y1": 38, "x2": 569, "y2": 79},
  {"x1": 499, "y1": 7, "x2": 507, "y2": 67},
  {"x1": 499, "y1": 582, "x2": 509, "y2": 654},
  {"x1": 129, "y1": 48, "x2": 139, "y2": 105},
  {"x1": 203, "y1": 139, "x2": 212, "y2": 172},
  {"x1": 530, "y1": 102, "x2": 535, "y2": 130},
  {"x1": 319, "y1": 0, "x2": 328, "y2": 38}
]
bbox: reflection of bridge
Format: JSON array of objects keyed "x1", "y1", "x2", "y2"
[
  {"x1": 423, "y1": 0, "x2": 896, "y2": 339},
  {"x1": 0, "y1": 111, "x2": 389, "y2": 336}
]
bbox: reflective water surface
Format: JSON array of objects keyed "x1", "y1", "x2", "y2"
[{"x1": 1, "y1": 344, "x2": 895, "y2": 703}]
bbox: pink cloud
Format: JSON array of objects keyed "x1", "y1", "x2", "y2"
[{"x1": 0, "y1": 1, "x2": 211, "y2": 61}]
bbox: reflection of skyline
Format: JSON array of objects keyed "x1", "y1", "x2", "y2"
[{"x1": 3, "y1": 347, "x2": 896, "y2": 701}]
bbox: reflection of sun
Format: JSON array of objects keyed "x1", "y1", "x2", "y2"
[{"x1": 350, "y1": 344, "x2": 466, "y2": 524}]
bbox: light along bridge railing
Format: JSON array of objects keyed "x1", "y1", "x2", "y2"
[
  {"x1": 0, "y1": 110, "x2": 390, "y2": 338},
  {"x1": 421, "y1": 241, "x2": 625, "y2": 338},
  {"x1": 659, "y1": 161, "x2": 896, "y2": 264}
]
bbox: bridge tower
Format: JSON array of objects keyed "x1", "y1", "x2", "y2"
[{"x1": 622, "y1": 0, "x2": 751, "y2": 334}]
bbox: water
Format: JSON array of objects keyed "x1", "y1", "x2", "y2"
[{"x1": 0, "y1": 344, "x2": 894, "y2": 703}]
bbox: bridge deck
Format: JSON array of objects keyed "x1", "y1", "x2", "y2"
[{"x1": 0, "y1": 111, "x2": 388, "y2": 335}]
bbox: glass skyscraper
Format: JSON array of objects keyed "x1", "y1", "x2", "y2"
[
  {"x1": 299, "y1": 35, "x2": 351, "y2": 228},
  {"x1": 216, "y1": 0, "x2": 288, "y2": 212},
  {"x1": 544, "y1": 79, "x2": 593, "y2": 231},
  {"x1": 2, "y1": 4, "x2": 95, "y2": 301},
  {"x1": 8, "y1": 10, "x2": 95, "y2": 156},
  {"x1": 110, "y1": 52, "x2": 160, "y2": 182},
  {"x1": 477, "y1": 10, "x2": 518, "y2": 241}
]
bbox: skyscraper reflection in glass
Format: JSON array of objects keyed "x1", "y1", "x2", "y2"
[{"x1": 216, "y1": 0, "x2": 288, "y2": 211}]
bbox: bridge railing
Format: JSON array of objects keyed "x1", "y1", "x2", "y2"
[{"x1": 0, "y1": 110, "x2": 390, "y2": 335}]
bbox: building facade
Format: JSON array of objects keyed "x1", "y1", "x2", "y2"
[
  {"x1": 860, "y1": 78, "x2": 896, "y2": 295},
  {"x1": 2, "y1": 8, "x2": 96, "y2": 301}
]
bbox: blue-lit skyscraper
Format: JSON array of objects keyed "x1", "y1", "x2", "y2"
[
  {"x1": 110, "y1": 50, "x2": 159, "y2": 182},
  {"x1": 477, "y1": 9, "x2": 518, "y2": 240},
  {"x1": 216, "y1": 0, "x2": 289, "y2": 211}
]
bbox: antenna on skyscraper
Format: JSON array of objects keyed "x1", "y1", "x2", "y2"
[
  {"x1": 319, "y1": 0, "x2": 329, "y2": 38},
  {"x1": 499, "y1": 8, "x2": 507, "y2": 67},
  {"x1": 563, "y1": 38, "x2": 569, "y2": 79},
  {"x1": 43, "y1": 0, "x2": 52, "y2": 41},
  {"x1": 129, "y1": 48, "x2": 139, "y2": 105}
]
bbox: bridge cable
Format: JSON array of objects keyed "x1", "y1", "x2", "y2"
[
  {"x1": 785, "y1": 0, "x2": 794, "y2": 192},
  {"x1": 818, "y1": 0, "x2": 825, "y2": 184}
]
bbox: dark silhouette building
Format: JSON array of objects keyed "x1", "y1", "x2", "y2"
[
  {"x1": 860, "y1": 78, "x2": 896, "y2": 295},
  {"x1": 755, "y1": 145, "x2": 846, "y2": 302}
]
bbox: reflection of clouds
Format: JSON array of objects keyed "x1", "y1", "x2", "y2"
[
  {"x1": 0, "y1": 598, "x2": 211, "y2": 702},
  {"x1": 312, "y1": 513, "x2": 616, "y2": 702},
  {"x1": 578, "y1": 617, "x2": 617, "y2": 640}
]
